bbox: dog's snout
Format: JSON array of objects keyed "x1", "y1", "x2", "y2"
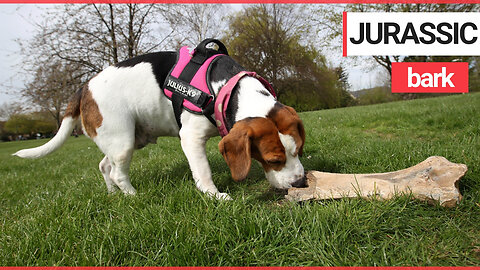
[{"x1": 291, "y1": 175, "x2": 307, "y2": 188}]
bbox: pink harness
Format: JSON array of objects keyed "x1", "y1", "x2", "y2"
[
  {"x1": 163, "y1": 46, "x2": 220, "y2": 113},
  {"x1": 163, "y1": 41, "x2": 276, "y2": 137},
  {"x1": 214, "y1": 71, "x2": 276, "y2": 137}
]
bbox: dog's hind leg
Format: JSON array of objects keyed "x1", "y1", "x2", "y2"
[
  {"x1": 108, "y1": 147, "x2": 136, "y2": 195},
  {"x1": 95, "y1": 130, "x2": 137, "y2": 195},
  {"x1": 99, "y1": 156, "x2": 117, "y2": 193}
]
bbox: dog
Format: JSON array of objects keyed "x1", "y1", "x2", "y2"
[{"x1": 14, "y1": 41, "x2": 306, "y2": 200}]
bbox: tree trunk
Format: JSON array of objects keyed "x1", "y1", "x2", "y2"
[
  {"x1": 128, "y1": 4, "x2": 135, "y2": 58},
  {"x1": 109, "y1": 4, "x2": 119, "y2": 64}
]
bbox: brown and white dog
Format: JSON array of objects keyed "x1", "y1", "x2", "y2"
[{"x1": 14, "y1": 50, "x2": 306, "y2": 200}]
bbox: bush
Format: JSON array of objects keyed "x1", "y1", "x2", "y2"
[
  {"x1": 357, "y1": 86, "x2": 402, "y2": 105},
  {"x1": 4, "y1": 113, "x2": 57, "y2": 138}
]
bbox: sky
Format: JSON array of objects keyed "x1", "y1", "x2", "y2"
[
  {"x1": 0, "y1": 4, "x2": 384, "y2": 106},
  {"x1": 0, "y1": 4, "x2": 49, "y2": 105}
]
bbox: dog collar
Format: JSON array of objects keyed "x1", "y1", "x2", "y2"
[{"x1": 214, "y1": 71, "x2": 276, "y2": 137}]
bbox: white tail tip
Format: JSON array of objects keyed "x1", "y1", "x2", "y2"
[{"x1": 12, "y1": 117, "x2": 77, "y2": 159}]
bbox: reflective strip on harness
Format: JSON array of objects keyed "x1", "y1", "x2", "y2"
[{"x1": 164, "y1": 76, "x2": 211, "y2": 108}]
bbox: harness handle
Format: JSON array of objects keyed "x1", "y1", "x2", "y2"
[{"x1": 195, "y1": 38, "x2": 229, "y2": 57}]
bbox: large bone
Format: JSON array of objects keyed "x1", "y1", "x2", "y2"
[{"x1": 286, "y1": 156, "x2": 467, "y2": 207}]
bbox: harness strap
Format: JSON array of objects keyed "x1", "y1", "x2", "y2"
[
  {"x1": 168, "y1": 39, "x2": 228, "y2": 130},
  {"x1": 202, "y1": 101, "x2": 216, "y2": 126},
  {"x1": 171, "y1": 93, "x2": 185, "y2": 128},
  {"x1": 171, "y1": 54, "x2": 202, "y2": 129},
  {"x1": 170, "y1": 53, "x2": 214, "y2": 129}
]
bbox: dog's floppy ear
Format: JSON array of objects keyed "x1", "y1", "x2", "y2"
[
  {"x1": 284, "y1": 105, "x2": 305, "y2": 156},
  {"x1": 218, "y1": 122, "x2": 252, "y2": 182},
  {"x1": 270, "y1": 105, "x2": 306, "y2": 157}
]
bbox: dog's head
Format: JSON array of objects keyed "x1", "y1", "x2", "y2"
[{"x1": 218, "y1": 104, "x2": 306, "y2": 190}]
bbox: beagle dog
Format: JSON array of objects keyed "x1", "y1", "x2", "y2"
[{"x1": 14, "y1": 49, "x2": 306, "y2": 200}]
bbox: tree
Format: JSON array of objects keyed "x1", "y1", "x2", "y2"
[
  {"x1": 0, "y1": 102, "x2": 24, "y2": 121},
  {"x1": 225, "y1": 4, "x2": 346, "y2": 110},
  {"x1": 15, "y1": 4, "x2": 232, "y2": 129},
  {"x1": 4, "y1": 113, "x2": 56, "y2": 136},
  {"x1": 18, "y1": 4, "x2": 231, "y2": 79},
  {"x1": 226, "y1": 4, "x2": 309, "y2": 94},
  {"x1": 4, "y1": 114, "x2": 36, "y2": 135},
  {"x1": 160, "y1": 4, "x2": 228, "y2": 47},
  {"x1": 22, "y1": 61, "x2": 83, "y2": 129},
  {"x1": 335, "y1": 66, "x2": 357, "y2": 107},
  {"x1": 14, "y1": 4, "x2": 171, "y2": 130},
  {"x1": 469, "y1": 57, "x2": 480, "y2": 92},
  {"x1": 18, "y1": 4, "x2": 170, "y2": 79}
]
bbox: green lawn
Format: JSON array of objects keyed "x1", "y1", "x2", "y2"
[{"x1": 1, "y1": 93, "x2": 479, "y2": 266}]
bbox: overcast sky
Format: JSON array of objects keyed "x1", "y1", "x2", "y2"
[
  {"x1": 0, "y1": 4, "x2": 49, "y2": 105},
  {"x1": 0, "y1": 4, "x2": 383, "y2": 106}
]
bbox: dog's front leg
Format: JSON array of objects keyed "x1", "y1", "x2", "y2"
[{"x1": 179, "y1": 116, "x2": 231, "y2": 200}]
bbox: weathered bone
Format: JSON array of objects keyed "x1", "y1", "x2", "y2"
[{"x1": 286, "y1": 156, "x2": 467, "y2": 207}]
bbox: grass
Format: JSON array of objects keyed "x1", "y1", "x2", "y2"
[{"x1": 1, "y1": 93, "x2": 479, "y2": 266}]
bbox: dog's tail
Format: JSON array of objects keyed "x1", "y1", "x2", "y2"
[{"x1": 13, "y1": 88, "x2": 83, "y2": 159}]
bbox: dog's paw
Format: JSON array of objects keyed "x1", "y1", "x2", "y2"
[
  {"x1": 122, "y1": 187, "x2": 137, "y2": 196},
  {"x1": 106, "y1": 185, "x2": 119, "y2": 194},
  {"x1": 215, "y1": 192, "x2": 232, "y2": 201}
]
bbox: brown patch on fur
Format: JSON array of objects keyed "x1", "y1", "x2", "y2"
[
  {"x1": 80, "y1": 85, "x2": 103, "y2": 137},
  {"x1": 64, "y1": 88, "x2": 83, "y2": 118},
  {"x1": 219, "y1": 117, "x2": 286, "y2": 181},
  {"x1": 267, "y1": 103, "x2": 306, "y2": 156}
]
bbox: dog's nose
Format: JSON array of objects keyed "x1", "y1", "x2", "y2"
[{"x1": 291, "y1": 175, "x2": 307, "y2": 188}]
